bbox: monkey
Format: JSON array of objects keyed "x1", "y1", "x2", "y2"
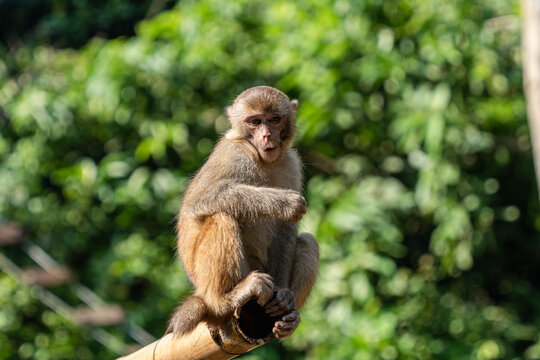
[{"x1": 167, "y1": 86, "x2": 319, "y2": 340}]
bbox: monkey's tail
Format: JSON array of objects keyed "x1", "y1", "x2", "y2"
[{"x1": 167, "y1": 295, "x2": 208, "y2": 335}]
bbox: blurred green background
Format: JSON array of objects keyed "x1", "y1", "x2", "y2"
[{"x1": 1, "y1": 0, "x2": 539, "y2": 359}]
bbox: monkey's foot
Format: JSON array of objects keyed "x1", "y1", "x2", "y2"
[
  {"x1": 272, "y1": 310, "x2": 300, "y2": 340},
  {"x1": 244, "y1": 271, "x2": 275, "y2": 306}
]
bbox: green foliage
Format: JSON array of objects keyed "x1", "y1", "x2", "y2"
[
  {"x1": 0, "y1": 0, "x2": 167, "y2": 48},
  {"x1": 1, "y1": 0, "x2": 538, "y2": 359}
]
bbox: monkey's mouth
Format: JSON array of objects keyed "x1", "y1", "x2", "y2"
[{"x1": 263, "y1": 146, "x2": 277, "y2": 152}]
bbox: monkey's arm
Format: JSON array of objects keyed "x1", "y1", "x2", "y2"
[{"x1": 187, "y1": 183, "x2": 305, "y2": 223}]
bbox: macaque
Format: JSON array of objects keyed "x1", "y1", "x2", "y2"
[{"x1": 168, "y1": 86, "x2": 319, "y2": 340}]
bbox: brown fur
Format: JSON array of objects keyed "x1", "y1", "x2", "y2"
[{"x1": 168, "y1": 86, "x2": 319, "y2": 339}]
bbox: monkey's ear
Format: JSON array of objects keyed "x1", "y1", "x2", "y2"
[
  {"x1": 225, "y1": 106, "x2": 233, "y2": 120},
  {"x1": 291, "y1": 99, "x2": 299, "y2": 110}
]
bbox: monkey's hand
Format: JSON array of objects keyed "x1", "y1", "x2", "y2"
[
  {"x1": 273, "y1": 310, "x2": 300, "y2": 340},
  {"x1": 282, "y1": 191, "x2": 306, "y2": 224},
  {"x1": 265, "y1": 288, "x2": 300, "y2": 339},
  {"x1": 264, "y1": 288, "x2": 296, "y2": 317}
]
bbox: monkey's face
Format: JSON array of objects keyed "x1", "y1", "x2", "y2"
[
  {"x1": 244, "y1": 113, "x2": 286, "y2": 163},
  {"x1": 226, "y1": 86, "x2": 298, "y2": 163}
]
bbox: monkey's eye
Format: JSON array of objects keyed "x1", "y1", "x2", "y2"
[
  {"x1": 269, "y1": 116, "x2": 282, "y2": 124},
  {"x1": 249, "y1": 118, "x2": 261, "y2": 126}
]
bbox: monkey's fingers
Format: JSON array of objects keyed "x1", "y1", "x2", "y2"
[
  {"x1": 273, "y1": 321, "x2": 297, "y2": 332},
  {"x1": 282, "y1": 311, "x2": 300, "y2": 322},
  {"x1": 272, "y1": 316, "x2": 300, "y2": 339},
  {"x1": 266, "y1": 306, "x2": 286, "y2": 317},
  {"x1": 264, "y1": 291, "x2": 286, "y2": 307},
  {"x1": 265, "y1": 301, "x2": 294, "y2": 317},
  {"x1": 273, "y1": 324, "x2": 294, "y2": 339},
  {"x1": 265, "y1": 289, "x2": 296, "y2": 316},
  {"x1": 264, "y1": 295, "x2": 285, "y2": 316},
  {"x1": 265, "y1": 296, "x2": 280, "y2": 307}
]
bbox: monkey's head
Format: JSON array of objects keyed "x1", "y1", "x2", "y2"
[{"x1": 226, "y1": 86, "x2": 298, "y2": 164}]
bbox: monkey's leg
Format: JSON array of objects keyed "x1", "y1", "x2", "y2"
[
  {"x1": 172, "y1": 213, "x2": 274, "y2": 335},
  {"x1": 198, "y1": 213, "x2": 275, "y2": 314},
  {"x1": 290, "y1": 233, "x2": 319, "y2": 309},
  {"x1": 271, "y1": 232, "x2": 319, "y2": 339}
]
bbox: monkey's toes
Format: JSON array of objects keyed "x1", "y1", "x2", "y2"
[
  {"x1": 257, "y1": 292, "x2": 273, "y2": 306},
  {"x1": 248, "y1": 272, "x2": 274, "y2": 305}
]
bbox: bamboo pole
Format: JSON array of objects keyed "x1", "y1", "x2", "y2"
[
  {"x1": 118, "y1": 300, "x2": 276, "y2": 360},
  {"x1": 523, "y1": 0, "x2": 540, "y2": 197}
]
